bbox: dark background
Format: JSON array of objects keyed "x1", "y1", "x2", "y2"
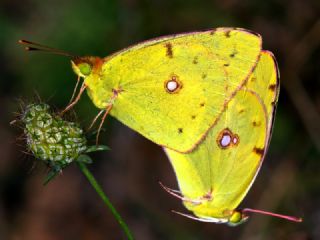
[{"x1": 0, "y1": 0, "x2": 319, "y2": 239}]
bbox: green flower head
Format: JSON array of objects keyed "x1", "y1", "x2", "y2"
[{"x1": 22, "y1": 103, "x2": 87, "y2": 167}]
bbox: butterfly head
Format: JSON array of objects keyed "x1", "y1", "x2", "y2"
[
  {"x1": 226, "y1": 210, "x2": 249, "y2": 226},
  {"x1": 71, "y1": 56, "x2": 103, "y2": 78}
]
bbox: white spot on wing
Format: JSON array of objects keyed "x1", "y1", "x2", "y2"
[
  {"x1": 221, "y1": 134, "x2": 231, "y2": 147},
  {"x1": 167, "y1": 80, "x2": 178, "y2": 92},
  {"x1": 233, "y1": 137, "x2": 238, "y2": 144}
]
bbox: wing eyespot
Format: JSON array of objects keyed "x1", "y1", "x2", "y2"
[
  {"x1": 165, "y1": 75, "x2": 182, "y2": 93},
  {"x1": 217, "y1": 128, "x2": 240, "y2": 149}
]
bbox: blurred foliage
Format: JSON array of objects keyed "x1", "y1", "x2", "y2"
[{"x1": 0, "y1": 0, "x2": 319, "y2": 239}]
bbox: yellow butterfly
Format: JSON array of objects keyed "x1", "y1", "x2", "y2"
[
  {"x1": 20, "y1": 28, "x2": 262, "y2": 153},
  {"x1": 163, "y1": 51, "x2": 302, "y2": 225},
  {"x1": 19, "y1": 28, "x2": 301, "y2": 226}
]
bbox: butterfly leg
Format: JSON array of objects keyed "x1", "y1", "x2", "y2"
[
  {"x1": 171, "y1": 210, "x2": 228, "y2": 223},
  {"x1": 95, "y1": 104, "x2": 113, "y2": 145},
  {"x1": 68, "y1": 75, "x2": 81, "y2": 105},
  {"x1": 61, "y1": 81, "x2": 86, "y2": 115},
  {"x1": 88, "y1": 110, "x2": 105, "y2": 131},
  {"x1": 158, "y1": 181, "x2": 202, "y2": 205}
]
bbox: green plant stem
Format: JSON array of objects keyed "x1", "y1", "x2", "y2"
[{"x1": 77, "y1": 162, "x2": 134, "y2": 240}]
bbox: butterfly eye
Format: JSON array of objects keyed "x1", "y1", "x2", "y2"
[{"x1": 78, "y1": 62, "x2": 92, "y2": 76}]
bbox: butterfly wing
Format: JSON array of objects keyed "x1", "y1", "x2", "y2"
[
  {"x1": 244, "y1": 50, "x2": 279, "y2": 134},
  {"x1": 86, "y1": 28, "x2": 262, "y2": 153},
  {"x1": 164, "y1": 51, "x2": 279, "y2": 221}
]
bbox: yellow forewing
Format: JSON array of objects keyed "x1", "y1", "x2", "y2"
[
  {"x1": 164, "y1": 51, "x2": 279, "y2": 222},
  {"x1": 84, "y1": 28, "x2": 262, "y2": 152}
]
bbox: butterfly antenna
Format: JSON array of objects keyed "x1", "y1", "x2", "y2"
[
  {"x1": 18, "y1": 39, "x2": 75, "y2": 58},
  {"x1": 241, "y1": 208, "x2": 303, "y2": 222}
]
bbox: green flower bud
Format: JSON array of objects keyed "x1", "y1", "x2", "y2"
[{"x1": 22, "y1": 104, "x2": 87, "y2": 167}]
